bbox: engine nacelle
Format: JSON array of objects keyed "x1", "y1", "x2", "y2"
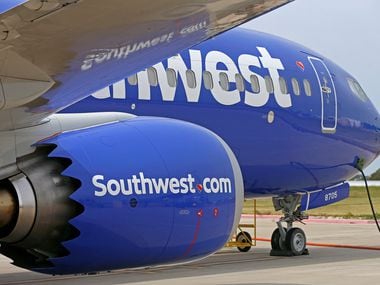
[{"x1": 0, "y1": 117, "x2": 243, "y2": 274}]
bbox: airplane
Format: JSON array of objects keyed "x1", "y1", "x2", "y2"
[
  {"x1": 0, "y1": 0, "x2": 378, "y2": 276},
  {"x1": 64, "y1": 27, "x2": 380, "y2": 258}
]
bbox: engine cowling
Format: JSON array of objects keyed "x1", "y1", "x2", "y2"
[{"x1": 0, "y1": 117, "x2": 243, "y2": 274}]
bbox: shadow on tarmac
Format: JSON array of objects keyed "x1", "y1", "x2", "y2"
[{"x1": 0, "y1": 246, "x2": 379, "y2": 285}]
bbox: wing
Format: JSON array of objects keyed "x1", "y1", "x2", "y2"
[
  {"x1": 0, "y1": 1, "x2": 28, "y2": 14},
  {"x1": 0, "y1": 0, "x2": 293, "y2": 129}
]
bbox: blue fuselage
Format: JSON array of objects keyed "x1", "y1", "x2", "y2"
[{"x1": 63, "y1": 28, "x2": 380, "y2": 197}]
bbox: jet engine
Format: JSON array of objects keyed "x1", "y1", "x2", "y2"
[{"x1": 0, "y1": 117, "x2": 243, "y2": 274}]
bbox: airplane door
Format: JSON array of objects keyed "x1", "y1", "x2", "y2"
[{"x1": 308, "y1": 57, "x2": 337, "y2": 133}]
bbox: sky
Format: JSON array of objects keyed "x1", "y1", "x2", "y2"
[{"x1": 242, "y1": 0, "x2": 380, "y2": 175}]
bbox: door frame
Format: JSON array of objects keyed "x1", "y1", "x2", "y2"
[{"x1": 308, "y1": 56, "x2": 337, "y2": 134}]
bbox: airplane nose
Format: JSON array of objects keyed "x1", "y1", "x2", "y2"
[
  {"x1": 374, "y1": 114, "x2": 380, "y2": 154},
  {"x1": 347, "y1": 76, "x2": 380, "y2": 155},
  {"x1": 365, "y1": 98, "x2": 380, "y2": 157}
]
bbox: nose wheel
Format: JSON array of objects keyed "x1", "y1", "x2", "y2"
[
  {"x1": 286, "y1": 228, "x2": 307, "y2": 255},
  {"x1": 271, "y1": 227, "x2": 308, "y2": 256},
  {"x1": 270, "y1": 195, "x2": 309, "y2": 256},
  {"x1": 270, "y1": 228, "x2": 287, "y2": 251}
]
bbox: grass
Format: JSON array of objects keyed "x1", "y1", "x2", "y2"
[{"x1": 243, "y1": 187, "x2": 380, "y2": 219}]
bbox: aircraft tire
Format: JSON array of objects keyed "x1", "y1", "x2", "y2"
[
  {"x1": 271, "y1": 228, "x2": 287, "y2": 251},
  {"x1": 285, "y1": 227, "x2": 306, "y2": 256},
  {"x1": 237, "y1": 231, "x2": 252, "y2": 252}
]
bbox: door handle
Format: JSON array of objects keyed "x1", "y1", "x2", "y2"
[{"x1": 322, "y1": 86, "x2": 331, "y2": 94}]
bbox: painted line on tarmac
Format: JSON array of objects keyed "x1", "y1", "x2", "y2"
[
  {"x1": 256, "y1": 237, "x2": 380, "y2": 251},
  {"x1": 242, "y1": 214, "x2": 375, "y2": 224}
]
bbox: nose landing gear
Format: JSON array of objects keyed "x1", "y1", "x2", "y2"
[{"x1": 270, "y1": 194, "x2": 309, "y2": 256}]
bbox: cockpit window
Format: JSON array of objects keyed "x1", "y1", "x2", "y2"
[{"x1": 347, "y1": 78, "x2": 368, "y2": 102}]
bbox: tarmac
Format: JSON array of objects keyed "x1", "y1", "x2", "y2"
[{"x1": 0, "y1": 216, "x2": 379, "y2": 285}]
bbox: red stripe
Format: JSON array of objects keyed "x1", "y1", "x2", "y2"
[
  {"x1": 296, "y1": 61, "x2": 305, "y2": 70},
  {"x1": 182, "y1": 217, "x2": 202, "y2": 257},
  {"x1": 256, "y1": 237, "x2": 380, "y2": 250}
]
